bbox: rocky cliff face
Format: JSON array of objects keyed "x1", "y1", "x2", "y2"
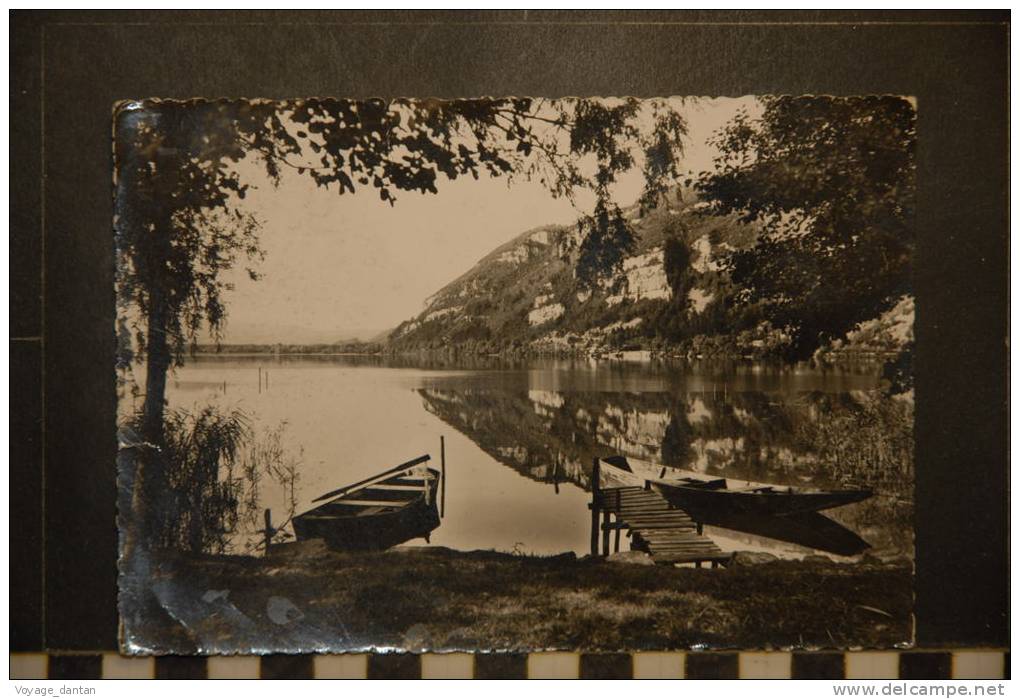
[
  {"x1": 389, "y1": 189, "x2": 757, "y2": 354},
  {"x1": 388, "y1": 188, "x2": 914, "y2": 360}
]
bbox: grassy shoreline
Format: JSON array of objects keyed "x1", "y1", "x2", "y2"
[{"x1": 139, "y1": 544, "x2": 912, "y2": 654}]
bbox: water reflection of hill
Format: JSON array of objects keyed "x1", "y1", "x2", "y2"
[{"x1": 418, "y1": 386, "x2": 913, "y2": 558}]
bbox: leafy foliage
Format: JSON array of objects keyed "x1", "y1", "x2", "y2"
[
  {"x1": 695, "y1": 96, "x2": 916, "y2": 359},
  {"x1": 575, "y1": 199, "x2": 636, "y2": 284},
  {"x1": 159, "y1": 406, "x2": 249, "y2": 554},
  {"x1": 115, "y1": 104, "x2": 270, "y2": 362},
  {"x1": 794, "y1": 391, "x2": 914, "y2": 497},
  {"x1": 157, "y1": 406, "x2": 300, "y2": 555},
  {"x1": 663, "y1": 235, "x2": 693, "y2": 300},
  {"x1": 570, "y1": 101, "x2": 689, "y2": 285}
]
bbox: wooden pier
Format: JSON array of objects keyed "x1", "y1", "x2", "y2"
[{"x1": 589, "y1": 459, "x2": 730, "y2": 567}]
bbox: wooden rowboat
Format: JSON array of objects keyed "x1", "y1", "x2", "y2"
[
  {"x1": 599, "y1": 455, "x2": 872, "y2": 517},
  {"x1": 597, "y1": 456, "x2": 872, "y2": 555},
  {"x1": 292, "y1": 455, "x2": 441, "y2": 551}
]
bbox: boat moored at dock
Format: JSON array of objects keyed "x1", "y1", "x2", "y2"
[
  {"x1": 599, "y1": 455, "x2": 872, "y2": 517},
  {"x1": 594, "y1": 455, "x2": 874, "y2": 557}
]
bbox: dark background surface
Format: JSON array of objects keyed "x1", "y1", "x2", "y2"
[{"x1": 10, "y1": 9, "x2": 1009, "y2": 652}]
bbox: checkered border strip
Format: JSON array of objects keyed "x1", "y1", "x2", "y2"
[{"x1": 9, "y1": 651, "x2": 1009, "y2": 679}]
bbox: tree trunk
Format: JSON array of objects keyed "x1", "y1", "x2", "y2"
[
  {"x1": 136, "y1": 294, "x2": 173, "y2": 545},
  {"x1": 142, "y1": 299, "x2": 171, "y2": 446}
]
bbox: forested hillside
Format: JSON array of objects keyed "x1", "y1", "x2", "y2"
[{"x1": 389, "y1": 187, "x2": 912, "y2": 361}]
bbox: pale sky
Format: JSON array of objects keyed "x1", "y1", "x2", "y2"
[{"x1": 217, "y1": 97, "x2": 759, "y2": 344}]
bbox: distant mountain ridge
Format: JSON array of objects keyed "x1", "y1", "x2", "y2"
[{"x1": 213, "y1": 319, "x2": 389, "y2": 346}]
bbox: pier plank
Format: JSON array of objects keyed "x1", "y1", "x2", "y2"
[{"x1": 597, "y1": 486, "x2": 730, "y2": 566}]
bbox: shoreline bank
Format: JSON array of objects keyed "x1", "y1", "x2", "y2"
[
  {"x1": 133, "y1": 543, "x2": 912, "y2": 654},
  {"x1": 186, "y1": 348, "x2": 898, "y2": 365}
]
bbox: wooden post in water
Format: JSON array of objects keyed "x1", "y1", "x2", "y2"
[
  {"x1": 258, "y1": 366, "x2": 262, "y2": 394},
  {"x1": 440, "y1": 435, "x2": 446, "y2": 518},
  {"x1": 263, "y1": 509, "x2": 273, "y2": 552},
  {"x1": 423, "y1": 460, "x2": 431, "y2": 506},
  {"x1": 614, "y1": 523, "x2": 621, "y2": 553},
  {"x1": 265, "y1": 371, "x2": 269, "y2": 391},
  {"x1": 590, "y1": 458, "x2": 601, "y2": 556},
  {"x1": 602, "y1": 510, "x2": 611, "y2": 556}
]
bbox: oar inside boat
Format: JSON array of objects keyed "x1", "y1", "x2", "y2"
[{"x1": 310, "y1": 454, "x2": 433, "y2": 503}]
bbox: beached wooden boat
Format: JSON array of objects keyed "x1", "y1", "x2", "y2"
[
  {"x1": 599, "y1": 455, "x2": 871, "y2": 517},
  {"x1": 293, "y1": 455, "x2": 441, "y2": 551}
]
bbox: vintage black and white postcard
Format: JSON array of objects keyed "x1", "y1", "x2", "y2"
[{"x1": 115, "y1": 96, "x2": 916, "y2": 654}]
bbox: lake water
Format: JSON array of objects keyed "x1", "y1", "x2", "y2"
[{"x1": 162, "y1": 355, "x2": 914, "y2": 560}]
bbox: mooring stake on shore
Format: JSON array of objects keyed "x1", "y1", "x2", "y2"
[{"x1": 263, "y1": 508, "x2": 274, "y2": 552}]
